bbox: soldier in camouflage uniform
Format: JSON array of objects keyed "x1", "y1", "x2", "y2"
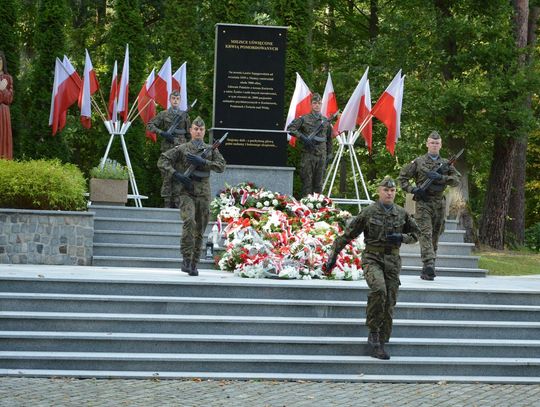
[
  {"x1": 326, "y1": 177, "x2": 419, "y2": 360},
  {"x1": 157, "y1": 117, "x2": 226, "y2": 276},
  {"x1": 398, "y1": 131, "x2": 460, "y2": 281},
  {"x1": 286, "y1": 93, "x2": 333, "y2": 197},
  {"x1": 147, "y1": 90, "x2": 191, "y2": 208}
]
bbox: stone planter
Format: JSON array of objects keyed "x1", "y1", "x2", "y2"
[
  {"x1": 0, "y1": 209, "x2": 94, "y2": 265},
  {"x1": 90, "y1": 178, "x2": 128, "y2": 205}
]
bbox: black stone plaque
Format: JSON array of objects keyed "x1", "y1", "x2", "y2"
[{"x1": 213, "y1": 24, "x2": 287, "y2": 166}]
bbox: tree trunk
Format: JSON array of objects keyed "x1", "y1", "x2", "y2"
[
  {"x1": 507, "y1": 4, "x2": 538, "y2": 245},
  {"x1": 479, "y1": 136, "x2": 518, "y2": 249}
]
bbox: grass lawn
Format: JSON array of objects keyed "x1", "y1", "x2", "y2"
[{"x1": 475, "y1": 248, "x2": 540, "y2": 276}]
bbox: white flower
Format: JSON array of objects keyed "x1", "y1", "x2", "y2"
[
  {"x1": 307, "y1": 203, "x2": 314, "y2": 209},
  {"x1": 272, "y1": 199, "x2": 278, "y2": 206},
  {"x1": 256, "y1": 202, "x2": 263, "y2": 208},
  {"x1": 264, "y1": 201, "x2": 270, "y2": 206}
]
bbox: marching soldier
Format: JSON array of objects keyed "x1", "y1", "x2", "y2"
[
  {"x1": 147, "y1": 90, "x2": 191, "y2": 208},
  {"x1": 398, "y1": 131, "x2": 460, "y2": 281},
  {"x1": 326, "y1": 176, "x2": 419, "y2": 360},
  {"x1": 157, "y1": 117, "x2": 226, "y2": 276},
  {"x1": 286, "y1": 93, "x2": 333, "y2": 197}
]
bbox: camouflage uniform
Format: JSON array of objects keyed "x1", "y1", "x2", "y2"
[
  {"x1": 286, "y1": 112, "x2": 333, "y2": 197},
  {"x1": 329, "y1": 185, "x2": 419, "y2": 344},
  {"x1": 157, "y1": 139, "x2": 226, "y2": 273},
  {"x1": 398, "y1": 152, "x2": 460, "y2": 274},
  {"x1": 147, "y1": 108, "x2": 191, "y2": 207}
]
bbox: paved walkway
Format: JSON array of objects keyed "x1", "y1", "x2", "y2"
[{"x1": 1, "y1": 378, "x2": 540, "y2": 406}]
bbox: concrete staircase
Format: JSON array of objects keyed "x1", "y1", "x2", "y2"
[
  {"x1": 90, "y1": 205, "x2": 487, "y2": 277},
  {"x1": 0, "y1": 266, "x2": 539, "y2": 382}
]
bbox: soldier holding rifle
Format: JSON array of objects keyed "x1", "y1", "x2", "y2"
[
  {"x1": 398, "y1": 131, "x2": 461, "y2": 281},
  {"x1": 157, "y1": 117, "x2": 226, "y2": 276},
  {"x1": 286, "y1": 93, "x2": 334, "y2": 197},
  {"x1": 147, "y1": 90, "x2": 191, "y2": 208}
]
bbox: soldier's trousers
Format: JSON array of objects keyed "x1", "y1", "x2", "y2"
[
  {"x1": 160, "y1": 169, "x2": 173, "y2": 202},
  {"x1": 179, "y1": 194, "x2": 210, "y2": 263},
  {"x1": 361, "y1": 252, "x2": 401, "y2": 342},
  {"x1": 415, "y1": 198, "x2": 446, "y2": 266},
  {"x1": 299, "y1": 153, "x2": 326, "y2": 197}
]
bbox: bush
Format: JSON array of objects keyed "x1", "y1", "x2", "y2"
[
  {"x1": 90, "y1": 158, "x2": 129, "y2": 180},
  {"x1": 525, "y1": 222, "x2": 540, "y2": 252},
  {"x1": 0, "y1": 159, "x2": 87, "y2": 211}
]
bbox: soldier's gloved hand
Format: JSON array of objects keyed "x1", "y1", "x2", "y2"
[
  {"x1": 173, "y1": 171, "x2": 193, "y2": 190},
  {"x1": 426, "y1": 170, "x2": 443, "y2": 180},
  {"x1": 325, "y1": 253, "x2": 338, "y2": 273},
  {"x1": 186, "y1": 152, "x2": 206, "y2": 167},
  {"x1": 160, "y1": 130, "x2": 174, "y2": 143},
  {"x1": 386, "y1": 233, "x2": 403, "y2": 245},
  {"x1": 412, "y1": 187, "x2": 427, "y2": 200}
]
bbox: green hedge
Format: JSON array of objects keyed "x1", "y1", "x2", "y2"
[{"x1": 0, "y1": 159, "x2": 87, "y2": 211}]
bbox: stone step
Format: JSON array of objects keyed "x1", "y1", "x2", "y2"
[
  {"x1": 401, "y1": 253, "x2": 479, "y2": 269},
  {"x1": 1, "y1": 293, "x2": 537, "y2": 321},
  {"x1": 1, "y1": 312, "x2": 539, "y2": 339},
  {"x1": 89, "y1": 205, "x2": 181, "y2": 221},
  {"x1": 3, "y1": 275, "x2": 538, "y2": 305},
  {"x1": 1, "y1": 352, "x2": 538, "y2": 377},
  {"x1": 1, "y1": 332, "x2": 538, "y2": 358},
  {"x1": 400, "y1": 242, "x2": 474, "y2": 256}
]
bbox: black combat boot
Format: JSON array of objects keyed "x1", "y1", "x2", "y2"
[
  {"x1": 367, "y1": 332, "x2": 390, "y2": 360},
  {"x1": 181, "y1": 258, "x2": 191, "y2": 274},
  {"x1": 189, "y1": 261, "x2": 199, "y2": 276},
  {"x1": 420, "y1": 264, "x2": 436, "y2": 281}
]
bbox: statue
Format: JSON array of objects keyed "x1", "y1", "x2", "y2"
[{"x1": 0, "y1": 51, "x2": 13, "y2": 159}]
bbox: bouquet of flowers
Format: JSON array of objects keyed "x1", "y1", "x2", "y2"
[{"x1": 212, "y1": 183, "x2": 364, "y2": 280}]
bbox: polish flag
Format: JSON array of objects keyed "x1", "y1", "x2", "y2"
[
  {"x1": 172, "y1": 62, "x2": 188, "y2": 111},
  {"x1": 285, "y1": 72, "x2": 312, "y2": 146},
  {"x1": 117, "y1": 44, "x2": 129, "y2": 122},
  {"x1": 321, "y1": 72, "x2": 338, "y2": 119},
  {"x1": 79, "y1": 49, "x2": 100, "y2": 128},
  {"x1": 48, "y1": 57, "x2": 81, "y2": 135},
  {"x1": 371, "y1": 70, "x2": 404, "y2": 156},
  {"x1": 150, "y1": 57, "x2": 172, "y2": 109},
  {"x1": 138, "y1": 69, "x2": 157, "y2": 142},
  {"x1": 337, "y1": 68, "x2": 373, "y2": 151},
  {"x1": 108, "y1": 60, "x2": 118, "y2": 121}
]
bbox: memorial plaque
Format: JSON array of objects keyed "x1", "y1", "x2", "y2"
[{"x1": 213, "y1": 24, "x2": 287, "y2": 166}]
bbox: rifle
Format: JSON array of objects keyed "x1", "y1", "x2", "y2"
[
  {"x1": 164, "y1": 99, "x2": 198, "y2": 135},
  {"x1": 300, "y1": 111, "x2": 339, "y2": 149},
  {"x1": 183, "y1": 132, "x2": 228, "y2": 178},
  {"x1": 414, "y1": 148, "x2": 464, "y2": 200}
]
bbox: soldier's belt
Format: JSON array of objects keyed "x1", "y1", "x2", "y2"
[{"x1": 365, "y1": 245, "x2": 399, "y2": 255}]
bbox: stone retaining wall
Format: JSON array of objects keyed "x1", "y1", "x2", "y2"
[{"x1": 0, "y1": 209, "x2": 94, "y2": 266}]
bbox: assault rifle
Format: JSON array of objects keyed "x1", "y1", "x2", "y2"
[
  {"x1": 413, "y1": 148, "x2": 464, "y2": 201},
  {"x1": 183, "y1": 132, "x2": 229, "y2": 178},
  {"x1": 163, "y1": 99, "x2": 198, "y2": 136},
  {"x1": 300, "y1": 111, "x2": 339, "y2": 148}
]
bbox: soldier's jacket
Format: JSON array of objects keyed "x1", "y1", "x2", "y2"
[
  {"x1": 157, "y1": 140, "x2": 226, "y2": 199},
  {"x1": 398, "y1": 154, "x2": 460, "y2": 199},
  {"x1": 332, "y1": 202, "x2": 419, "y2": 255},
  {"x1": 147, "y1": 108, "x2": 191, "y2": 152},
  {"x1": 286, "y1": 112, "x2": 333, "y2": 157}
]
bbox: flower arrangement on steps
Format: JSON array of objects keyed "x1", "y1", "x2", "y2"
[{"x1": 211, "y1": 182, "x2": 364, "y2": 280}]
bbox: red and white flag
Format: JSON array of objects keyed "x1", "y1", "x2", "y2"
[
  {"x1": 151, "y1": 57, "x2": 172, "y2": 109},
  {"x1": 336, "y1": 68, "x2": 372, "y2": 151},
  {"x1": 117, "y1": 44, "x2": 130, "y2": 122},
  {"x1": 172, "y1": 62, "x2": 188, "y2": 111},
  {"x1": 371, "y1": 70, "x2": 404, "y2": 156},
  {"x1": 138, "y1": 69, "x2": 157, "y2": 142},
  {"x1": 108, "y1": 60, "x2": 118, "y2": 121},
  {"x1": 79, "y1": 49, "x2": 100, "y2": 128},
  {"x1": 285, "y1": 72, "x2": 312, "y2": 146},
  {"x1": 321, "y1": 72, "x2": 338, "y2": 119},
  {"x1": 48, "y1": 57, "x2": 81, "y2": 135}
]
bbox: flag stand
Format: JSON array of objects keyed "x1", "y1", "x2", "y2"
[
  {"x1": 99, "y1": 120, "x2": 147, "y2": 207},
  {"x1": 323, "y1": 130, "x2": 373, "y2": 212}
]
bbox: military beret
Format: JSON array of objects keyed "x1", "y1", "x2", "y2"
[
  {"x1": 192, "y1": 116, "x2": 206, "y2": 127},
  {"x1": 428, "y1": 130, "x2": 441, "y2": 140},
  {"x1": 311, "y1": 93, "x2": 322, "y2": 103},
  {"x1": 170, "y1": 90, "x2": 181, "y2": 97},
  {"x1": 378, "y1": 176, "x2": 396, "y2": 188}
]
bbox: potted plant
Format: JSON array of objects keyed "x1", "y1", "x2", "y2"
[{"x1": 89, "y1": 159, "x2": 129, "y2": 205}]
